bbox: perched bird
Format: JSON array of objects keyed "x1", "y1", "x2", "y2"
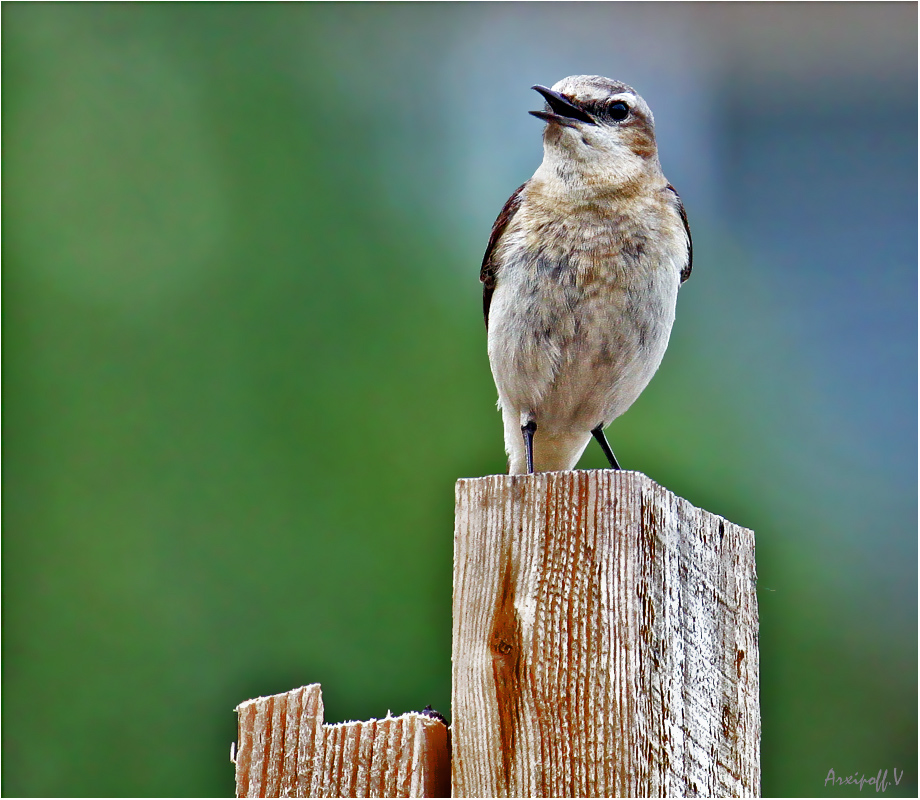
[{"x1": 481, "y1": 75, "x2": 691, "y2": 474}]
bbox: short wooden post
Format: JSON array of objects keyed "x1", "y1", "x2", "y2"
[
  {"x1": 451, "y1": 470, "x2": 760, "y2": 797},
  {"x1": 234, "y1": 685, "x2": 450, "y2": 798}
]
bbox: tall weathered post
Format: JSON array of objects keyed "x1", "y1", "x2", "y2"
[{"x1": 451, "y1": 470, "x2": 760, "y2": 797}]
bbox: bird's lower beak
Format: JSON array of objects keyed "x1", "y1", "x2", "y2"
[{"x1": 530, "y1": 85, "x2": 595, "y2": 126}]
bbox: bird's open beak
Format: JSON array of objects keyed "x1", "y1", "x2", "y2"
[{"x1": 530, "y1": 85, "x2": 596, "y2": 126}]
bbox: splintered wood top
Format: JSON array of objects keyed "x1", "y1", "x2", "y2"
[{"x1": 235, "y1": 685, "x2": 450, "y2": 798}]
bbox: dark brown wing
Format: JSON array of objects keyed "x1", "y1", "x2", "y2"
[
  {"x1": 481, "y1": 183, "x2": 526, "y2": 328},
  {"x1": 666, "y1": 183, "x2": 692, "y2": 283}
]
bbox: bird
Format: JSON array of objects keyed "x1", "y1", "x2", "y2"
[{"x1": 480, "y1": 75, "x2": 692, "y2": 475}]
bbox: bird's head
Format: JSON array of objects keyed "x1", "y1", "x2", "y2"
[{"x1": 530, "y1": 76, "x2": 660, "y2": 192}]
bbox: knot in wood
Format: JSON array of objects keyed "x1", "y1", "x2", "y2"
[{"x1": 493, "y1": 638, "x2": 515, "y2": 656}]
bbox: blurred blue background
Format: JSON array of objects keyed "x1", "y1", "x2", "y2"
[{"x1": 3, "y1": 3, "x2": 916, "y2": 796}]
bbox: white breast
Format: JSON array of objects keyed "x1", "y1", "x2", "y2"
[{"x1": 486, "y1": 192, "x2": 684, "y2": 473}]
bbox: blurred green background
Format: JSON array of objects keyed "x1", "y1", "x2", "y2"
[{"x1": 3, "y1": 3, "x2": 916, "y2": 797}]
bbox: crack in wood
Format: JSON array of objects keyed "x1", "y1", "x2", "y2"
[{"x1": 490, "y1": 544, "x2": 524, "y2": 795}]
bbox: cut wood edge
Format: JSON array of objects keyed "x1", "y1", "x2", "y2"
[{"x1": 234, "y1": 684, "x2": 450, "y2": 798}]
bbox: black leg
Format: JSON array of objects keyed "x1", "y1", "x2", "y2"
[
  {"x1": 591, "y1": 425, "x2": 621, "y2": 470},
  {"x1": 521, "y1": 420, "x2": 537, "y2": 474}
]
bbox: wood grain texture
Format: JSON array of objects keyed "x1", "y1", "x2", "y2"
[
  {"x1": 451, "y1": 471, "x2": 760, "y2": 798},
  {"x1": 235, "y1": 684, "x2": 450, "y2": 798}
]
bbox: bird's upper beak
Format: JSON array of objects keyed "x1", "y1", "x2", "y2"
[{"x1": 530, "y1": 85, "x2": 596, "y2": 127}]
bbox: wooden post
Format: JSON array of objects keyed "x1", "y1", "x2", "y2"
[
  {"x1": 234, "y1": 684, "x2": 450, "y2": 798},
  {"x1": 451, "y1": 470, "x2": 760, "y2": 797}
]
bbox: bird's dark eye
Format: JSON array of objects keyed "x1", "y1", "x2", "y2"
[{"x1": 608, "y1": 101, "x2": 629, "y2": 121}]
